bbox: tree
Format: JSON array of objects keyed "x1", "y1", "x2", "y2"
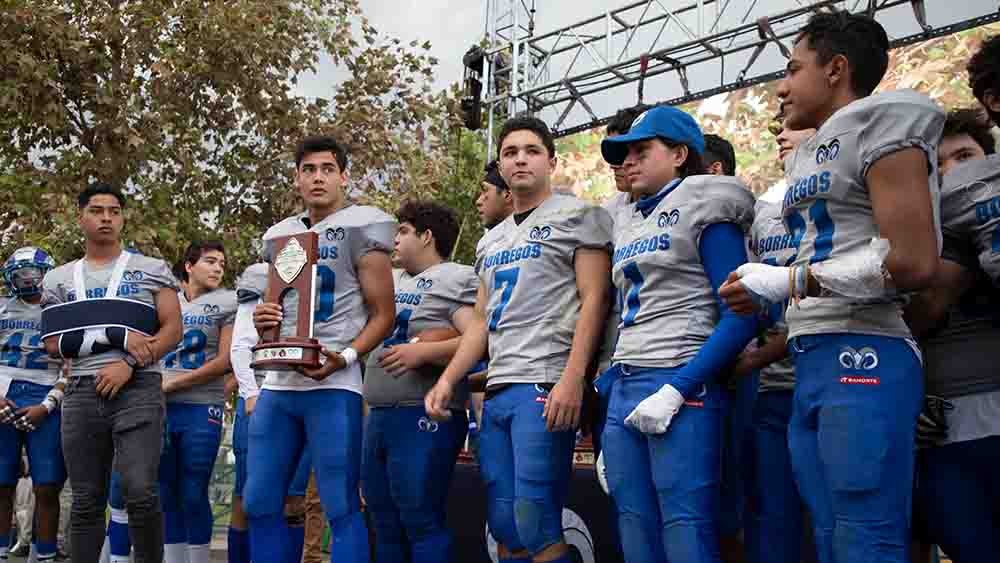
[{"x1": 0, "y1": 0, "x2": 474, "y2": 276}]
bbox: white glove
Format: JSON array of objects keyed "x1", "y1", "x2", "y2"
[
  {"x1": 625, "y1": 383, "x2": 685, "y2": 435},
  {"x1": 733, "y1": 262, "x2": 794, "y2": 308}
]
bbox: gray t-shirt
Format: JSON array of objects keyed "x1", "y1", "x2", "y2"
[
  {"x1": 749, "y1": 200, "x2": 797, "y2": 392},
  {"x1": 475, "y1": 194, "x2": 613, "y2": 387},
  {"x1": 782, "y1": 90, "x2": 945, "y2": 339},
  {"x1": 42, "y1": 251, "x2": 179, "y2": 377},
  {"x1": 363, "y1": 262, "x2": 477, "y2": 408},
  {"x1": 161, "y1": 288, "x2": 237, "y2": 405},
  {"x1": 611, "y1": 175, "x2": 755, "y2": 367},
  {"x1": 0, "y1": 297, "x2": 59, "y2": 386},
  {"x1": 260, "y1": 205, "x2": 396, "y2": 393}
]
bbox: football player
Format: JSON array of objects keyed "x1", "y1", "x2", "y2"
[
  {"x1": 0, "y1": 247, "x2": 65, "y2": 562},
  {"x1": 478, "y1": 159, "x2": 514, "y2": 233},
  {"x1": 248, "y1": 135, "x2": 396, "y2": 563},
  {"x1": 903, "y1": 105, "x2": 1000, "y2": 560},
  {"x1": 362, "y1": 200, "x2": 478, "y2": 562},
  {"x1": 601, "y1": 105, "x2": 649, "y2": 220},
  {"x1": 229, "y1": 262, "x2": 313, "y2": 563},
  {"x1": 40, "y1": 183, "x2": 183, "y2": 563},
  {"x1": 426, "y1": 116, "x2": 612, "y2": 563},
  {"x1": 720, "y1": 11, "x2": 944, "y2": 563},
  {"x1": 158, "y1": 240, "x2": 236, "y2": 562},
  {"x1": 739, "y1": 120, "x2": 816, "y2": 563},
  {"x1": 105, "y1": 240, "x2": 237, "y2": 563},
  {"x1": 599, "y1": 106, "x2": 758, "y2": 563}
]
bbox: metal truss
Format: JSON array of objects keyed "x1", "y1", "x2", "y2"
[{"x1": 481, "y1": 0, "x2": 1000, "y2": 140}]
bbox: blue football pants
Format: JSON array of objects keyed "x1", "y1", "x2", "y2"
[{"x1": 788, "y1": 334, "x2": 923, "y2": 563}]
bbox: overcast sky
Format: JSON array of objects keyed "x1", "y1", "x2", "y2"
[{"x1": 294, "y1": 0, "x2": 997, "y2": 126}]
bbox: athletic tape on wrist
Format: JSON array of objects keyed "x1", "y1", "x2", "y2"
[{"x1": 340, "y1": 347, "x2": 358, "y2": 366}]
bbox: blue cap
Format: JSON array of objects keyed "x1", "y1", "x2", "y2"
[{"x1": 601, "y1": 106, "x2": 705, "y2": 165}]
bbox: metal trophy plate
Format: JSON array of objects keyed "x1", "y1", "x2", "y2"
[{"x1": 251, "y1": 232, "x2": 323, "y2": 370}]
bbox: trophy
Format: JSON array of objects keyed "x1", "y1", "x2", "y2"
[{"x1": 251, "y1": 232, "x2": 323, "y2": 369}]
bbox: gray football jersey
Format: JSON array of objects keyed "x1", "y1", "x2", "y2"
[
  {"x1": 260, "y1": 205, "x2": 396, "y2": 392},
  {"x1": 782, "y1": 90, "x2": 945, "y2": 339},
  {"x1": 475, "y1": 194, "x2": 613, "y2": 387},
  {"x1": 363, "y1": 262, "x2": 477, "y2": 407},
  {"x1": 749, "y1": 200, "x2": 797, "y2": 392},
  {"x1": 0, "y1": 297, "x2": 58, "y2": 386},
  {"x1": 596, "y1": 192, "x2": 633, "y2": 375},
  {"x1": 938, "y1": 153, "x2": 1000, "y2": 285},
  {"x1": 920, "y1": 155, "x2": 1000, "y2": 398},
  {"x1": 160, "y1": 288, "x2": 237, "y2": 405},
  {"x1": 611, "y1": 175, "x2": 755, "y2": 367},
  {"x1": 41, "y1": 252, "x2": 179, "y2": 377}
]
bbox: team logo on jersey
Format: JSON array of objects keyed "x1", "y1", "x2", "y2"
[
  {"x1": 838, "y1": 346, "x2": 879, "y2": 371},
  {"x1": 417, "y1": 416, "x2": 439, "y2": 433},
  {"x1": 529, "y1": 225, "x2": 552, "y2": 240},
  {"x1": 325, "y1": 227, "x2": 346, "y2": 241},
  {"x1": 416, "y1": 277, "x2": 434, "y2": 290},
  {"x1": 657, "y1": 209, "x2": 681, "y2": 229},
  {"x1": 122, "y1": 270, "x2": 144, "y2": 282},
  {"x1": 815, "y1": 139, "x2": 840, "y2": 164},
  {"x1": 203, "y1": 304, "x2": 220, "y2": 314}
]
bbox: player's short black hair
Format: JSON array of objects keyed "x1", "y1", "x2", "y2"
[
  {"x1": 180, "y1": 240, "x2": 226, "y2": 282},
  {"x1": 943, "y1": 108, "x2": 996, "y2": 156},
  {"x1": 606, "y1": 104, "x2": 650, "y2": 136},
  {"x1": 295, "y1": 135, "x2": 349, "y2": 172},
  {"x1": 968, "y1": 35, "x2": 1000, "y2": 126},
  {"x1": 78, "y1": 183, "x2": 126, "y2": 209},
  {"x1": 796, "y1": 10, "x2": 889, "y2": 97},
  {"x1": 497, "y1": 116, "x2": 556, "y2": 158},
  {"x1": 483, "y1": 159, "x2": 509, "y2": 192},
  {"x1": 703, "y1": 134, "x2": 737, "y2": 176},
  {"x1": 396, "y1": 200, "x2": 460, "y2": 259}
]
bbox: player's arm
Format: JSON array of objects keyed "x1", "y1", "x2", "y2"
[
  {"x1": 95, "y1": 287, "x2": 181, "y2": 399},
  {"x1": 853, "y1": 147, "x2": 940, "y2": 292},
  {"x1": 722, "y1": 149, "x2": 939, "y2": 313},
  {"x1": 301, "y1": 250, "x2": 395, "y2": 379},
  {"x1": 162, "y1": 323, "x2": 234, "y2": 394},
  {"x1": 146, "y1": 286, "x2": 183, "y2": 361},
  {"x1": 545, "y1": 247, "x2": 611, "y2": 431},
  {"x1": 380, "y1": 306, "x2": 476, "y2": 374},
  {"x1": 734, "y1": 328, "x2": 788, "y2": 376},
  {"x1": 230, "y1": 301, "x2": 262, "y2": 413},
  {"x1": 425, "y1": 283, "x2": 489, "y2": 421},
  {"x1": 9, "y1": 371, "x2": 68, "y2": 431},
  {"x1": 424, "y1": 306, "x2": 477, "y2": 366},
  {"x1": 904, "y1": 259, "x2": 975, "y2": 338}
]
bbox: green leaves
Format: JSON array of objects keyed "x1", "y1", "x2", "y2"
[{"x1": 0, "y1": 0, "x2": 487, "y2": 280}]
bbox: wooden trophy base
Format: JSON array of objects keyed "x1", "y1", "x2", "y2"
[{"x1": 251, "y1": 337, "x2": 323, "y2": 370}]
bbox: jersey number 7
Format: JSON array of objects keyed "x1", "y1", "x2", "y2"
[{"x1": 488, "y1": 267, "x2": 520, "y2": 332}]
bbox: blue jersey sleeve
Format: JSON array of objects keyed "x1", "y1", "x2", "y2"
[{"x1": 669, "y1": 222, "x2": 760, "y2": 398}]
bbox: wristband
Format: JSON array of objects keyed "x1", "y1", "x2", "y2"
[
  {"x1": 41, "y1": 388, "x2": 64, "y2": 413},
  {"x1": 339, "y1": 347, "x2": 359, "y2": 367}
]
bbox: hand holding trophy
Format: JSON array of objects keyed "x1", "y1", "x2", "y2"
[{"x1": 252, "y1": 232, "x2": 323, "y2": 370}]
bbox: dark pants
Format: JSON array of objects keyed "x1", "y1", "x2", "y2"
[
  {"x1": 62, "y1": 371, "x2": 165, "y2": 563},
  {"x1": 914, "y1": 435, "x2": 1000, "y2": 563}
]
